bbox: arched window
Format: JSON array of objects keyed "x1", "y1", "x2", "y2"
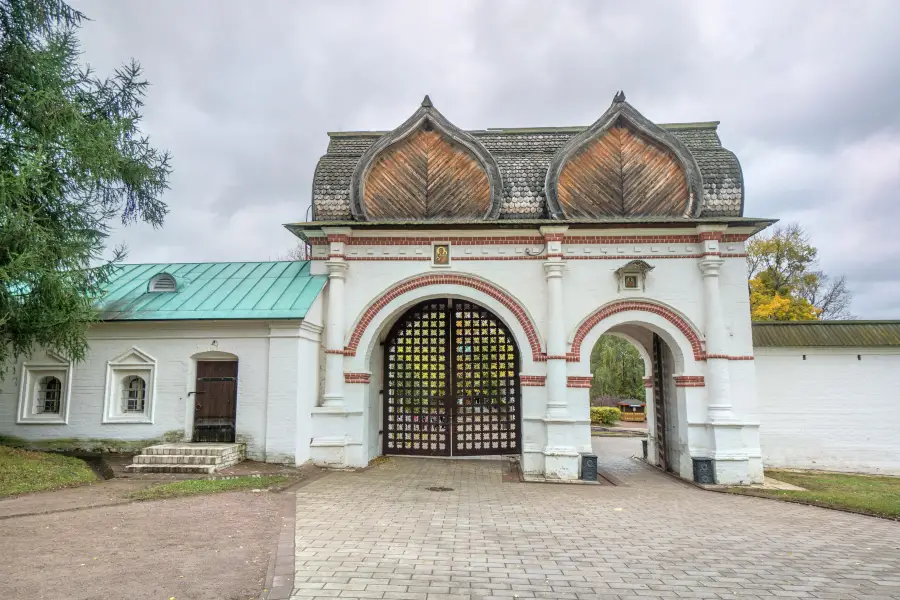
[
  {"x1": 122, "y1": 375, "x2": 146, "y2": 413},
  {"x1": 36, "y1": 376, "x2": 62, "y2": 414},
  {"x1": 148, "y1": 273, "x2": 177, "y2": 292}
]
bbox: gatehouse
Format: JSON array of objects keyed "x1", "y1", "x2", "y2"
[{"x1": 1, "y1": 92, "x2": 786, "y2": 484}]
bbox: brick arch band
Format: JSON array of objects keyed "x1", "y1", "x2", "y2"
[
  {"x1": 569, "y1": 300, "x2": 705, "y2": 362},
  {"x1": 344, "y1": 274, "x2": 545, "y2": 361}
]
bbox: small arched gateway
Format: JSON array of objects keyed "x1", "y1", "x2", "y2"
[{"x1": 382, "y1": 298, "x2": 521, "y2": 457}]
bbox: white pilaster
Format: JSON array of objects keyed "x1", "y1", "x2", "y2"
[
  {"x1": 539, "y1": 226, "x2": 579, "y2": 480},
  {"x1": 698, "y1": 255, "x2": 734, "y2": 422},
  {"x1": 697, "y1": 225, "x2": 750, "y2": 484},
  {"x1": 322, "y1": 229, "x2": 350, "y2": 408}
]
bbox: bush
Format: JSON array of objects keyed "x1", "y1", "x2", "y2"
[{"x1": 590, "y1": 406, "x2": 621, "y2": 426}]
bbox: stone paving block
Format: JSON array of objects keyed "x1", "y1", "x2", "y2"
[{"x1": 291, "y1": 438, "x2": 900, "y2": 600}]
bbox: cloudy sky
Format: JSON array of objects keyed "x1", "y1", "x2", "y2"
[{"x1": 72, "y1": 1, "x2": 900, "y2": 317}]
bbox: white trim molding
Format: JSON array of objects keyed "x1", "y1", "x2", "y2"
[
  {"x1": 102, "y1": 347, "x2": 157, "y2": 424},
  {"x1": 17, "y1": 351, "x2": 73, "y2": 425}
]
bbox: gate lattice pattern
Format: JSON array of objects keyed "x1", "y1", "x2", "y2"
[{"x1": 384, "y1": 299, "x2": 521, "y2": 456}]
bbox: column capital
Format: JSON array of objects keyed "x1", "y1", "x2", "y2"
[
  {"x1": 326, "y1": 260, "x2": 349, "y2": 278},
  {"x1": 543, "y1": 260, "x2": 566, "y2": 278},
  {"x1": 698, "y1": 256, "x2": 724, "y2": 277}
]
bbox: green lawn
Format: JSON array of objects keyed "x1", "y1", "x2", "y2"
[
  {"x1": 729, "y1": 469, "x2": 900, "y2": 519},
  {"x1": 0, "y1": 446, "x2": 97, "y2": 497},
  {"x1": 128, "y1": 476, "x2": 290, "y2": 501}
]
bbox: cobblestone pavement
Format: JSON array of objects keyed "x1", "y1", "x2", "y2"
[{"x1": 292, "y1": 438, "x2": 900, "y2": 599}]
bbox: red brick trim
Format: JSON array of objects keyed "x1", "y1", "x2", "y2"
[
  {"x1": 345, "y1": 274, "x2": 544, "y2": 361},
  {"x1": 566, "y1": 376, "x2": 593, "y2": 388},
  {"x1": 706, "y1": 354, "x2": 755, "y2": 361},
  {"x1": 543, "y1": 232, "x2": 566, "y2": 242},
  {"x1": 324, "y1": 348, "x2": 349, "y2": 356},
  {"x1": 326, "y1": 234, "x2": 350, "y2": 244},
  {"x1": 674, "y1": 375, "x2": 705, "y2": 387},
  {"x1": 570, "y1": 300, "x2": 705, "y2": 362},
  {"x1": 643, "y1": 376, "x2": 653, "y2": 388},
  {"x1": 309, "y1": 233, "x2": 749, "y2": 247},
  {"x1": 344, "y1": 372, "x2": 371, "y2": 384},
  {"x1": 313, "y1": 253, "x2": 746, "y2": 262},
  {"x1": 543, "y1": 354, "x2": 568, "y2": 361},
  {"x1": 723, "y1": 234, "x2": 750, "y2": 243},
  {"x1": 520, "y1": 375, "x2": 546, "y2": 387},
  {"x1": 699, "y1": 231, "x2": 724, "y2": 242}
]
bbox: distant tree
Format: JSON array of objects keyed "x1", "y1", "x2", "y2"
[
  {"x1": 281, "y1": 241, "x2": 311, "y2": 261},
  {"x1": 0, "y1": 0, "x2": 171, "y2": 370},
  {"x1": 747, "y1": 223, "x2": 853, "y2": 321},
  {"x1": 589, "y1": 335, "x2": 644, "y2": 404}
]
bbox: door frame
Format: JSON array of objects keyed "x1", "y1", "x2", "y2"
[{"x1": 191, "y1": 359, "x2": 239, "y2": 443}]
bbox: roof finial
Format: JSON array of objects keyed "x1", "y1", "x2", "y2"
[
  {"x1": 613, "y1": 90, "x2": 626, "y2": 104},
  {"x1": 421, "y1": 95, "x2": 433, "y2": 108}
]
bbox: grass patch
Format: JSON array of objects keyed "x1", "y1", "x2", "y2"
[
  {"x1": 727, "y1": 469, "x2": 900, "y2": 519},
  {"x1": 0, "y1": 446, "x2": 97, "y2": 497},
  {"x1": 128, "y1": 476, "x2": 289, "y2": 501}
]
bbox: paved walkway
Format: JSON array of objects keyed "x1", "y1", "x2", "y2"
[{"x1": 292, "y1": 438, "x2": 900, "y2": 599}]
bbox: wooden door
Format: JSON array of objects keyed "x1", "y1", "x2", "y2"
[{"x1": 193, "y1": 361, "x2": 238, "y2": 443}]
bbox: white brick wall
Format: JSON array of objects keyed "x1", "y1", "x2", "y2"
[
  {"x1": 756, "y1": 347, "x2": 900, "y2": 475},
  {"x1": 0, "y1": 319, "x2": 320, "y2": 463}
]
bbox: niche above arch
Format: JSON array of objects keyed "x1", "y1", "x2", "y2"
[
  {"x1": 350, "y1": 96, "x2": 503, "y2": 221},
  {"x1": 545, "y1": 92, "x2": 705, "y2": 219}
]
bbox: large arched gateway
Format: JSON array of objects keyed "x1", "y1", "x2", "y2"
[{"x1": 383, "y1": 298, "x2": 521, "y2": 457}]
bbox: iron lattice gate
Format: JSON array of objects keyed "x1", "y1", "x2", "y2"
[
  {"x1": 384, "y1": 299, "x2": 521, "y2": 456},
  {"x1": 651, "y1": 333, "x2": 669, "y2": 471}
]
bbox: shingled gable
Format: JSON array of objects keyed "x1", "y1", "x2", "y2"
[
  {"x1": 312, "y1": 93, "x2": 745, "y2": 221},
  {"x1": 349, "y1": 96, "x2": 504, "y2": 221},
  {"x1": 544, "y1": 92, "x2": 706, "y2": 219}
]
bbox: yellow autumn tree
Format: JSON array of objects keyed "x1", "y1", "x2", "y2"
[
  {"x1": 747, "y1": 224, "x2": 852, "y2": 321},
  {"x1": 749, "y1": 278, "x2": 820, "y2": 321}
]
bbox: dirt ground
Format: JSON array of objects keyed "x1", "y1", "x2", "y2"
[{"x1": 0, "y1": 488, "x2": 291, "y2": 600}]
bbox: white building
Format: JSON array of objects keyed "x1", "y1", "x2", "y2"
[{"x1": 1, "y1": 94, "x2": 778, "y2": 484}]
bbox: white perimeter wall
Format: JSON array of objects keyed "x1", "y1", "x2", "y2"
[{"x1": 756, "y1": 347, "x2": 900, "y2": 475}]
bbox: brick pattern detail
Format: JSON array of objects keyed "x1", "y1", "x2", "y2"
[
  {"x1": 566, "y1": 375, "x2": 593, "y2": 388},
  {"x1": 699, "y1": 231, "x2": 724, "y2": 242},
  {"x1": 315, "y1": 252, "x2": 747, "y2": 262},
  {"x1": 344, "y1": 372, "x2": 371, "y2": 384},
  {"x1": 723, "y1": 233, "x2": 750, "y2": 242},
  {"x1": 643, "y1": 376, "x2": 653, "y2": 388},
  {"x1": 519, "y1": 375, "x2": 546, "y2": 387},
  {"x1": 674, "y1": 375, "x2": 705, "y2": 387},
  {"x1": 308, "y1": 233, "x2": 750, "y2": 247},
  {"x1": 570, "y1": 300, "x2": 705, "y2": 362},
  {"x1": 345, "y1": 274, "x2": 544, "y2": 361},
  {"x1": 706, "y1": 354, "x2": 755, "y2": 361},
  {"x1": 325, "y1": 348, "x2": 349, "y2": 356},
  {"x1": 326, "y1": 234, "x2": 350, "y2": 244}
]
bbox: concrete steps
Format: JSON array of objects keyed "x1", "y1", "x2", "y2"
[{"x1": 123, "y1": 443, "x2": 245, "y2": 474}]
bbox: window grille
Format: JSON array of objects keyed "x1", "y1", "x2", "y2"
[
  {"x1": 37, "y1": 376, "x2": 62, "y2": 414},
  {"x1": 122, "y1": 376, "x2": 146, "y2": 413}
]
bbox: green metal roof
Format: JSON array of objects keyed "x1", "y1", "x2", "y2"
[
  {"x1": 96, "y1": 262, "x2": 326, "y2": 321},
  {"x1": 752, "y1": 321, "x2": 900, "y2": 348}
]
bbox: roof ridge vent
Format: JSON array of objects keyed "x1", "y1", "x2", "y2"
[{"x1": 148, "y1": 273, "x2": 177, "y2": 293}]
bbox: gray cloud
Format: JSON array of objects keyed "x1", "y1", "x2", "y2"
[{"x1": 71, "y1": 0, "x2": 900, "y2": 317}]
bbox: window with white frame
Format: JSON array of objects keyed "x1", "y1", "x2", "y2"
[
  {"x1": 103, "y1": 348, "x2": 156, "y2": 423},
  {"x1": 17, "y1": 352, "x2": 72, "y2": 424}
]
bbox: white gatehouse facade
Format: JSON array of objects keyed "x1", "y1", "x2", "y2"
[{"x1": 0, "y1": 94, "x2": 779, "y2": 484}]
